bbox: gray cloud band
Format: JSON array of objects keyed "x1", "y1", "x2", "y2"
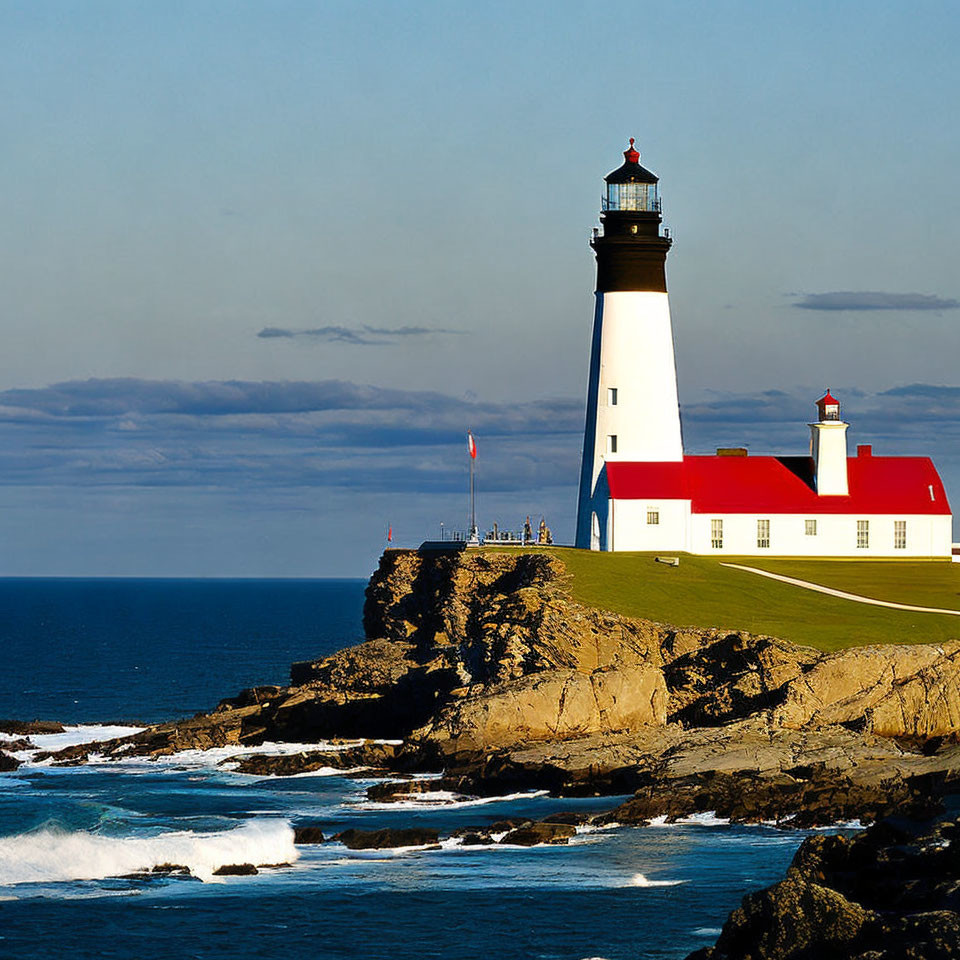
[
  {"x1": 793, "y1": 292, "x2": 959, "y2": 311},
  {"x1": 0, "y1": 378, "x2": 956, "y2": 495},
  {"x1": 256, "y1": 324, "x2": 461, "y2": 344}
]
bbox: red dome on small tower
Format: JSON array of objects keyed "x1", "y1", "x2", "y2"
[{"x1": 624, "y1": 137, "x2": 640, "y2": 164}]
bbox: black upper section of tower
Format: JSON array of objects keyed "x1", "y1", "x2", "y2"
[{"x1": 591, "y1": 139, "x2": 671, "y2": 294}]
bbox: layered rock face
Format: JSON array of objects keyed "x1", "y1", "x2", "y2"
[
  {"x1": 39, "y1": 548, "x2": 960, "y2": 825},
  {"x1": 689, "y1": 815, "x2": 960, "y2": 959}
]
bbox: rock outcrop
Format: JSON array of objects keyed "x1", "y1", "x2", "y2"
[
  {"x1": 333, "y1": 828, "x2": 440, "y2": 850},
  {"x1": 0, "y1": 720, "x2": 64, "y2": 735},
  {"x1": 689, "y1": 815, "x2": 960, "y2": 959},
  {"x1": 33, "y1": 548, "x2": 960, "y2": 827},
  {"x1": 412, "y1": 661, "x2": 666, "y2": 754}
]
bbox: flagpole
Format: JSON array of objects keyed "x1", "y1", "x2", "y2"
[
  {"x1": 469, "y1": 451, "x2": 475, "y2": 536},
  {"x1": 467, "y1": 430, "x2": 477, "y2": 541}
]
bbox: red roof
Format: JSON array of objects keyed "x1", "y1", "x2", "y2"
[
  {"x1": 818, "y1": 391, "x2": 840, "y2": 406},
  {"x1": 605, "y1": 455, "x2": 951, "y2": 515}
]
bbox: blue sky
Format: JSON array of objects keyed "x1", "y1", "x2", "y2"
[{"x1": 1, "y1": 1, "x2": 958, "y2": 575}]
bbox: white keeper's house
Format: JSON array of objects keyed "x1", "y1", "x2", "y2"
[{"x1": 575, "y1": 141, "x2": 953, "y2": 557}]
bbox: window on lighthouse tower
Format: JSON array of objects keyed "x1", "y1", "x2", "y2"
[{"x1": 605, "y1": 181, "x2": 659, "y2": 212}]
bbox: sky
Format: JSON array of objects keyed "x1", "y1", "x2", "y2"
[{"x1": 0, "y1": 0, "x2": 958, "y2": 576}]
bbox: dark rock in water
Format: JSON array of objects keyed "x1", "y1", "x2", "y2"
[
  {"x1": 32, "y1": 743, "x2": 90, "y2": 766},
  {"x1": 212, "y1": 863, "x2": 258, "y2": 876},
  {"x1": 151, "y1": 863, "x2": 191, "y2": 875},
  {"x1": 230, "y1": 742, "x2": 399, "y2": 777},
  {"x1": 458, "y1": 832, "x2": 494, "y2": 846},
  {"x1": 365, "y1": 776, "x2": 465, "y2": 802},
  {"x1": 293, "y1": 827, "x2": 325, "y2": 844},
  {"x1": 334, "y1": 827, "x2": 440, "y2": 850},
  {"x1": 0, "y1": 738, "x2": 33, "y2": 752},
  {"x1": 541, "y1": 811, "x2": 593, "y2": 826},
  {"x1": 0, "y1": 720, "x2": 64, "y2": 735},
  {"x1": 0, "y1": 752, "x2": 20, "y2": 772},
  {"x1": 689, "y1": 814, "x2": 960, "y2": 959},
  {"x1": 488, "y1": 819, "x2": 527, "y2": 833},
  {"x1": 500, "y1": 822, "x2": 577, "y2": 846},
  {"x1": 605, "y1": 764, "x2": 946, "y2": 829}
]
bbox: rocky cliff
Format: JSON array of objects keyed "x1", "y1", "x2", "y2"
[
  {"x1": 688, "y1": 815, "x2": 960, "y2": 959},
  {"x1": 42, "y1": 548, "x2": 960, "y2": 823}
]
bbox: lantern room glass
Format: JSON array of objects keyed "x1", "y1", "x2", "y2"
[{"x1": 604, "y1": 181, "x2": 660, "y2": 212}]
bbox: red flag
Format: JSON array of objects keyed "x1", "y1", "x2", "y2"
[
  {"x1": 467, "y1": 431, "x2": 477, "y2": 459},
  {"x1": 387, "y1": 525, "x2": 393, "y2": 542}
]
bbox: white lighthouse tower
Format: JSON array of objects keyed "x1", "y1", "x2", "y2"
[
  {"x1": 576, "y1": 140, "x2": 683, "y2": 550},
  {"x1": 809, "y1": 390, "x2": 850, "y2": 496}
]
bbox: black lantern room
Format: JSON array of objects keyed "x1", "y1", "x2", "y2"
[{"x1": 603, "y1": 138, "x2": 661, "y2": 213}]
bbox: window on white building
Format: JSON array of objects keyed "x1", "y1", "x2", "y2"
[
  {"x1": 608, "y1": 388, "x2": 618, "y2": 406},
  {"x1": 894, "y1": 520, "x2": 907, "y2": 549},
  {"x1": 757, "y1": 519, "x2": 770, "y2": 549},
  {"x1": 857, "y1": 520, "x2": 870, "y2": 549},
  {"x1": 608, "y1": 435, "x2": 617, "y2": 454},
  {"x1": 711, "y1": 519, "x2": 723, "y2": 549},
  {"x1": 805, "y1": 519, "x2": 817, "y2": 536},
  {"x1": 647, "y1": 509, "x2": 659, "y2": 525}
]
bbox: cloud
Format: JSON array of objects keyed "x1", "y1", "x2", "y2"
[
  {"x1": 0, "y1": 378, "x2": 956, "y2": 521},
  {"x1": 256, "y1": 324, "x2": 461, "y2": 344},
  {"x1": 793, "y1": 291, "x2": 960, "y2": 311},
  {"x1": 880, "y1": 383, "x2": 960, "y2": 400},
  {"x1": 0, "y1": 377, "x2": 583, "y2": 494}
]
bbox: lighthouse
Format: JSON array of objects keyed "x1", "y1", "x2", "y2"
[
  {"x1": 809, "y1": 390, "x2": 850, "y2": 496},
  {"x1": 575, "y1": 140, "x2": 683, "y2": 550}
]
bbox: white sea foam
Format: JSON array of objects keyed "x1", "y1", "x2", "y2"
[
  {"x1": 630, "y1": 872, "x2": 687, "y2": 887},
  {"x1": 647, "y1": 811, "x2": 730, "y2": 828},
  {"x1": 117, "y1": 738, "x2": 399, "y2": 770},
  {"x1": 16, "y1": 725, "x2": 145, "y2": 755},
  {"x1": 0, "y1": 818, "x2": 297, "y2": 886},
  {"x1": 693, "y1": 928, "x2": 722, "y2": 936},
  {"x1": 357, "y1": 789, "x2": 549, "y2": 811},
  {"x1": 19, "y1": 735, "x2": 402, "y2": 773}
]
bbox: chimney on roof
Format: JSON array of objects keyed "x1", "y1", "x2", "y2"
[
  {"x1": 809, "y1": 390, "x2": 849, "y2": 495},
  {"x1": 716, "y1": 447, "x2": 748, "y2": 457},
  {"x1": 857, "y1": 444, "x2": 872, "y2": 458}
]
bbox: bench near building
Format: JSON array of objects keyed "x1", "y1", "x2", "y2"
[{"x1": 575, "y1": 142, "x2": 953, "y2": 557}]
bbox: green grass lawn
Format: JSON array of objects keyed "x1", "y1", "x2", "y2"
[{"x1": 483, "y1": 547, "x2": 960, "y2": 651}]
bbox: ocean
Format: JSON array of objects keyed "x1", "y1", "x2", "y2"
[{"x1": 1, "y1": 578, "x2": 819, "y2": 959}]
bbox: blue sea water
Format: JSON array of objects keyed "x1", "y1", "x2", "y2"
[{"x1": 0, "y1": 579, "x2": 823, "y2": 959}]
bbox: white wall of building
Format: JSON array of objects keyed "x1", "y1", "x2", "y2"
[
  {"x1": 607, "y1": 499, "x2": 689, "y2": 552},
  {"x1": 608, "y1": 502, "x2": 952, "y2": 558},
  {"x1": 687, "y1": 513, "x2": 951, "y2": 557}
]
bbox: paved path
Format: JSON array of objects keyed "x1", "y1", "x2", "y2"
[{"x1": 721, "y1": 563, "x2": 960, "y2": 617}]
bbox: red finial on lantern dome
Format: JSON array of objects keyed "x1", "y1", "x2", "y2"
[{"x1": 624, "y1": 137, "x2": 640, "y2": 164}]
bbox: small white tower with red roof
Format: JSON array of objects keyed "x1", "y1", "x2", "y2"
[{"x1": 810, "y1": 390, "x2": 850, "y2": 496}]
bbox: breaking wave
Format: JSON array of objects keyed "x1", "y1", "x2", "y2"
[
  {"x1": 630, "y1": 872, "x2": 687, "y2": 887},
  {"x1": 0, "y1": 819, "x2": 297, "y2": 886}
]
